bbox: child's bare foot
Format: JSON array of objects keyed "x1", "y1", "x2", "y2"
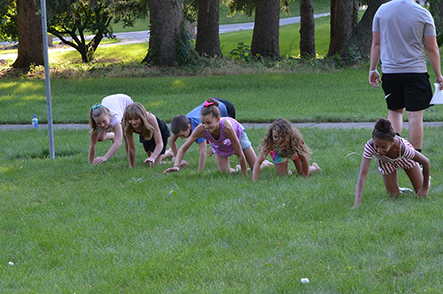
[
  {"x1": 260, "y1": 159, "x2": 274, "y2": 169},
  {"x1": 313, "y1": 162, "x2": 322, "y2": 172}
]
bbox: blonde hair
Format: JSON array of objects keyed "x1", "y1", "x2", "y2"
[
  {"x1": 260, "y1": 118, "x2": 311, "y2": 158},
  {"x1": 89, "y1": 103, "x2": 111, "y2": 132},
  {"x1": 122, "y1": 103, "x2": 155, "y2": 139}
]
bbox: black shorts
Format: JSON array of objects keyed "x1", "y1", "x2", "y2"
[
  {"x1": 381, "y1": 73, "x2": 433, "y2": 111},
  {"x1": 214, "y1": 98, "x2": 236, "y2": 119},
  {"x1": 139, "y1": 117, "x2": 170, "y2": 154}
]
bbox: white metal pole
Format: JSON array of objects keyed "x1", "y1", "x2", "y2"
[{"x1": 40, "y1": 0, "x2": 55, "y2": 159}]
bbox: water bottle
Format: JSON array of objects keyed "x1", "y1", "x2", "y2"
[{"x1": 32, "y1": 114, "x2": 38, "y2": 129}]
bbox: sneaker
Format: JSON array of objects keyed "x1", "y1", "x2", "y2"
[{"x1": 399, "y1": 187, "x2": 413, "y2": 193}]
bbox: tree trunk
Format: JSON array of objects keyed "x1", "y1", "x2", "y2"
[
  {"x1": 340, "y1": 0, "x2": 390, "y2": 62},
  {"x1": 327, "y1": 0, "x2": 358, "y2": 56},
  {"x1": 142, "y1": 0, "x2": 184, "y2": 65},
  {"x1": 299, "y1": 0, "x2": 315, "y2": 58},
  {"x1": 12, "y1": 0, "x2": 44, "y2": 69},
  {"x1": 430, "y1": 0, "x2": 443, "y2": 46},
  {"x1": 251, "y1": 0, "x2": 280, "y2": 58},
  {"x1": 195, "y1": 0, "x2": 222, "y2": 57}
]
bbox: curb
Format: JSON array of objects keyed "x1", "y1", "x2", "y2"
[{"x1": 1, "y1": 122, "x2": 442, "y2": 131}]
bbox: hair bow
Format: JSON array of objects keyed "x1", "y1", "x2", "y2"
[
  {"x1": 203, "y1": 101, "x2": 214, "y2": 107},
  {"x1": 91, "y1": 104, "x2": 103, "y2": 111}
]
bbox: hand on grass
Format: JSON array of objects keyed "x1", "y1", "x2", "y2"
[
  {"x1": 93, "y1": 156, "x2": 108, "y2": 165},
  {"x1": 179, "y1": 160, "x2": 189, "y2": 167},
  {"x1": 351, "y1": 200, "x2": 361, "y2": 210},
  {"x1": 144, "y1": 157, "x2": 155, "y2": 164},
  {"x1": 164, "y1": 166, "x2": 180, "y2": 173},
  {"x1": 416, "y1": 187, "x2": 429, "y2": 198}
]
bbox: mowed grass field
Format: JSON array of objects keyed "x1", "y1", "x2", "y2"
[{"x1": 1, "y1": 124, "x2": 443, "y2": 293}]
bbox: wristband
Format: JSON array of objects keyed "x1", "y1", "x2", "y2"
[{"x1": 369, "y1": 70, "x2": 378, "y2": 74}]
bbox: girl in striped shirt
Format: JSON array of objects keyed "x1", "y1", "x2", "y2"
[{"x1": 352, "y1": 118, "x2": 430, "y2": 209}]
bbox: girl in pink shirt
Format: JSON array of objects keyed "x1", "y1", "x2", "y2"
[{"x1": 164, "y1": 98, "x2": 259, "y2": 176}]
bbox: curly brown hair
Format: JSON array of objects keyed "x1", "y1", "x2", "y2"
[
  {"x1": 372, "y1": 117, "x2": 396, "y2": 142},
  {"x1": 260, "y1": 118, "x2": 311, "y2": 158}
]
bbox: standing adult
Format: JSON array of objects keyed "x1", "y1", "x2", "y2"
[{"x1": 369, "y1": 0, "x2": 443, "y2": 153}]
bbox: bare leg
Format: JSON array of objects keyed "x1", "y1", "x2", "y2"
[
  {"x1": 382, "y1": 170, "x2": 400, "y2": 196},
  {"x1": 387, "y1": 109, "x2": 405, "y2": 136},
  {"x1": 162, "y1": 148, "x2": 174, "y2": 159},
  {"x1": 406, "y1": 110, "x2": 424, "y2": 150},
  {"x1": 215, "y1": 154, "x2": 231, "y2": 173},
  {"x1": 293, "y1": 160, "x2": 322, "y2": 177},
  {"x1": 242, "y1": 146, "x2": 257, "y2": 170},
  {"x1": 403, "y1": 165, "x2": 424, "y2": 193},
  {"x1": 275, "y1": 162, "x2": 290, "y2": 175}
]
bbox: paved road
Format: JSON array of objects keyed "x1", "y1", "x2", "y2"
[
  {"x1": 0, "y1": 14, "x2": 331, "y2": 60},
  {"x1": 2, "y1": 121, "x2": 443, "y2": 131}
]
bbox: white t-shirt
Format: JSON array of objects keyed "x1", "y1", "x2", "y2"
[
  {"x1": 373, "y1": 0, "x2": 436, "y2": 73},
  {"x1": 101, "y1": 94, "x2": 134, "y2": 127}
]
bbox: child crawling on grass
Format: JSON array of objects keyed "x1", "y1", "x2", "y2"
[
  {"x1": 122, "y1": 102, "x2": 170, "y2": 167},
  {"x1": 164, "y1": 98, "x2": 266, "y2": 176},
  {"x1": 352, "y1": 118, "x2": 430, "y2": 209},
  {"x1": 252, "y1": 118, "x2": 321, "y2": 181},
  {"x1": 88, "y1": 94, "x2": 134, "y2": 165}
]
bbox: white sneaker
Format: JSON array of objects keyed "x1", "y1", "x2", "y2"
[{"x1": 399, "y1": 187, "x2": 413, "y2": 193}]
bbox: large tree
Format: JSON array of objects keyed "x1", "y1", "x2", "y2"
[
  {"x1": 11, "y1": 0, "x2": 44, "y2": 69},
  {"x1": 328, "y1": 0, "x2": 359, "y2": 56},
  {"x1": 251, "y1": 0, "x2": 280, "y2": 58},
  {"x1": 142, "y1": 0, "x2": 192, "y2": 66},
  {"x1": 340, "y1": 0, "x2": 389, "y2": 61},
  {"x1": 299, "y1": 0, "x2": 315, "y2": 58},
  {"x1": 195, "y1": 0, "x2": 222, "y2": 57}
]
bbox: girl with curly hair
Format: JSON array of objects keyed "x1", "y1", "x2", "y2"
[{"x1": 252, "y1": 118, "x2": 321, "y2": 181}]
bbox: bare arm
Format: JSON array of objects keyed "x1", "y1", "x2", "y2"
[
  {"x1": 144, "y1": 113, "x2": 164, "y2": 165},
  {"x1": 413, "y1": 152, "x2": 431, "y2": 197},
  {"x1": 352, "y1": 157, "x2": 371, "y2": 209},
  {"x1": 425, "y1": 35, "x2": 443, "y2": 90},
  {"x1": 88, "y1": 132, "x2": 98, "y2": 164},
  {"x1": 164, "y1": 125, "x2": 205, "y2": 173},
  {"x1": 197, "y1": 141, "x2": 207, "y2": 171},
  {"x1": 126, "y1": 133, "x2": 136, "y2": 168},
  {"x1": 369, "y1": 31, "x2": 381, "y2": 88},
  {"x1": 93, "y1": 124, "x2": 123, "y2": 165},
  {"x1": 296, "y1": 155, "x2": 310, "y2": 178},
  {"x1": 168, "y1": 133, "x2": 179, "y2": 157},
  {"x1": 252, "y1": 149, "x2": 267, "y2": 181}
]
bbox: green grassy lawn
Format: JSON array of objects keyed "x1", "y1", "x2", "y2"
[
  {"x1": 2, "y1": 68, "x2": 443, "y2": 125},
  {"x1": 1, "y1": 126, "x2": 443, "y2": 293}
]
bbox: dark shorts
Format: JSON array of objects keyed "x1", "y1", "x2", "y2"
[
  {"x1": 139, "y1": 118, "x2": 170, "y2": 154},
  {"x1": 381, "y1": 73, "x2": 433, "y2": 111},
  {"x1": 214, "y1": 98, "x2": 236, "y2": 119}
]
